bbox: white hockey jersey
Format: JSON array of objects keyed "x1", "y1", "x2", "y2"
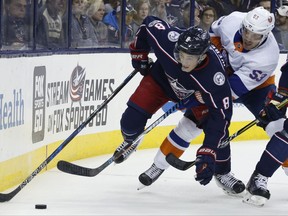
[{"x1": 210, "y1": 11, "x2": 279, "y2": 99}]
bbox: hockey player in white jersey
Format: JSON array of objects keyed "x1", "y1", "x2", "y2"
[
  {"x1": 208, "y1": 6, "x2": 278, "y2": 195},
  {"x1": 138, "y1": 6, "x2": 280, "y2": 200}
]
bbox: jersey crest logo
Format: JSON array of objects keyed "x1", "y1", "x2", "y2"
[
  {"x1": 168, "y1": 31, "x2": 180, "y2": 42},
  {"x1": 213, "y1": 72, "x2": 225, "y2": 86},
  {"x1": 234, "y1": 41, "x2": 244, "y2": 52},
  {"x1": 233, "y1": 30, "x2": 245, "y2": 52},
  {"x1": 166, "y1": 73, "x2": 195, "y2": 99}
]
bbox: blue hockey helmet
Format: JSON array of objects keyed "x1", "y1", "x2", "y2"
[{"x1": 174, "y1": 26, "x2": 210, "y2": 57}]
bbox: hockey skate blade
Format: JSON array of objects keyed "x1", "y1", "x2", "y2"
[
  {"x1": 137, "y1": 182, "x2": 147, "y2": 190},
  {"x1": 221, "y1": 188, "x2": 246, "y2": 198},
  {"x1": 242, "y1": 192, "x2": 267, "y2": 207},
  {"x1": 214, "y1": 179, "x2": 246, "y2": 198}
]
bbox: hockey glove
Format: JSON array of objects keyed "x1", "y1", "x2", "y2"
[
  {"x1": 194, "y1": 146, "x2": 216, "y2": 186},
  {"x1": 130, "y1": 43, "x2": 151, "y2": 76},
  {"x1": 257, "y1": 90, "x2": 287, "y2": 129},
  {"x1": 178, "y1": 94, "x2": 201, "y2": 110}
]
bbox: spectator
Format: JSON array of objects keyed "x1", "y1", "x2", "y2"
[
  {"x1": 36, "y1": 0, "x2": 67, "y2": 49},
  {"x1": 206, "y1": 0, "x2": 237, "y2": 17},
  {"x1": 2, "y1": 0, "x2": 32, "y2": 50},
  {"x1": 197, "y1": 0, "x2": 209, "y2": 9},
  {"x1": 87, "y1": 0, "x2": 108, "y2": 46},
  {"x1": 273, "y1": 5, "x2": 288, "y2": 50},
  {"x1": 277, "y1": 0, "x2": 288, "y2": 6},
  {"x1": 165, "y1": 0, "x2": 183, "y2": 26},
  {"x1": 104, "y1": 0, "x2": 119, "y2": 14},
  {"x1": 258, "y1": 0, "x2": 271, "y2": 11},
  {"x1": 236, "y1": 0, "x2": 263, "y2": 12},
  {"x1": 71, "y1": 0, "x2": 98, "y2": 48},
  {"x1": 60, "y1": 0, "x2": 68, "y2": 42},
  {"x1": 283, "y1": 0, "x2": 288, "y2": 5},
  {"x1": 59, "y1": 0, "x2": 68, "y2": 17},
  {"x1": 103, "y1": 4, "x2": 136, "y2": 47},
  {"x1": 130, "y1": 0, "x2": 150, "y2": 33},
  {"x1": 198, "y1": 6, "x2": 217, "y2": 31},
  {"x1": 121, "y1": 4, "x2": 137, "y2": 47},
  {"x1": 179, "y1": 1, "x2": 201, "y2": 28},
  {"x1": 38, "y1": 0, "x2": 44, "y2": 8},
  {"x1": 150, "y1": 0, "x2": 168, "y2": 22}
]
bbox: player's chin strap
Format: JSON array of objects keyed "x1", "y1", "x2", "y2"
[
  {"x1": 166, "y1": 98, "x2": 288, "y2": 171},
  {"x1": 197, "y1": 53, "x2": 207, "y2": 65},
  {"x1": 240, "y1": 26, "x2": 268, "y2": 51}
]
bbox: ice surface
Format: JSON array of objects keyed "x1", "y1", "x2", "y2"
[{"x1": 1, "y1": 140, "x2": 287, "y2": 216}]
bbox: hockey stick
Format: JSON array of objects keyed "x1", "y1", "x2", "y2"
[
  {"x1": 165, "y1": 121, "x2": 257, "y2": 171},
  {"x1": 57, "y1": 100, "x2": 183, "y2": 177},
  {"x1": 166, "y1": 98, "x2": 288, "y2": 171},
  {"x1": 0, "y1": 69, "x2": 138, "y2": 202}
]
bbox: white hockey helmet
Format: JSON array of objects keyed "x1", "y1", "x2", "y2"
[{"x1": 242, "y1": 6, "x2": 275, "y2": 38}]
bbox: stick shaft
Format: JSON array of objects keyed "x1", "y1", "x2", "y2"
[
  {"x1": 57, "y1": 100, "x2": 182, "y2": 177},
  {"x1": 0, "y1": 69, "x2": 138, "y2": 202}
]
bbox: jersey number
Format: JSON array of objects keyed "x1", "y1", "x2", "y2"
[
  {"x1": 249, "y1": 70, "x2": 267, "y2": 82},
  {"x1": 223, "y1": 97, "x2": 230, "y2": 109},
  {"x1": 154, "y1": 23, "x2": 166, "y2": 30}
]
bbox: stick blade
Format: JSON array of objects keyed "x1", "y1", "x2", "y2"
[
  {"x1": 57, "y1": 160, "x2": 95, "y2": 177},
  {"x1": 0, "y1": 188, "x2": 20, "y2": 202},
  {"x1": 166, "y1": 153, "x2": 195, "y2": 171},
  {"x1": 57, "y1": 158, "x2": 114, "y2": 177},
  {"x1": 0, "y1": 194, "x2": 13, "y2": 202}
]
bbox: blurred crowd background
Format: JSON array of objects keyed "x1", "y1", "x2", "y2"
[{"x1": 1, "y1": 0, "x2": 288, "y2": 53}]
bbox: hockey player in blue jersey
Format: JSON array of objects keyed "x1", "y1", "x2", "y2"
[
  {"x1": 242, "y1": 59, "x2": 288, "y2": 206},
  {"x1": 113, "y1": 15, "x2": 233, "y2": 191},
  {"x1": 137, "y1": 6, "x2": 279, "y2": 199}
]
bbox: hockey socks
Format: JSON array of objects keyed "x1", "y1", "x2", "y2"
[{"x1": 256, "y1": 131, "x2": 288, "y2": 177}]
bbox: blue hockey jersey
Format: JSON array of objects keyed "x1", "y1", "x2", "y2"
[{"x1": 132, "y1": 16, "x2": 233, "y2": 148}]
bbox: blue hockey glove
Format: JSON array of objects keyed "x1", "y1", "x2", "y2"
[
  {"x1": 178, "y1": 94, "x2": 201, "y2": 110},
  {"x1": 194, "y1": 147, "x2": 216, "y2": 186},
  {"x1": 257, "y1": 90, "x2": 287, "y2": 129},
  {"x1": 130, "y1": 43, "x2": 151, "y2": 76}
]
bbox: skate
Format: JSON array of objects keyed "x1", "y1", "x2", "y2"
[
  {"x1": 214, "y1": 172, "x2": 245, "y2": 197},
  {"x1": 113, "y1": 141, "x2": 136, "y2": 164},
  {"x1": 138, "y1": 163, "x2": 164, "y2": 190},
  {"x1": 242, "y1": 171, "x2": 270, "y2": 207}
]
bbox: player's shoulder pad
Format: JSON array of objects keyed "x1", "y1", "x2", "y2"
[
  {"x1": 203, "y1": 50, "x2": 227, "y2": 87},
  {"x1": 142, "y1": 16, "x2": 162, "y2": 25}
]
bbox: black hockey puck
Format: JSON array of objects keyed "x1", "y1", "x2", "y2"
[{"x1": 35, "y1": 204, "x2": 47, "y2": 209}]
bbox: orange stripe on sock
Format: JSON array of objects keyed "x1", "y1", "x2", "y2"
[{"x1": 160, "y1": 137, "x2": 184, "y2": 158}]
